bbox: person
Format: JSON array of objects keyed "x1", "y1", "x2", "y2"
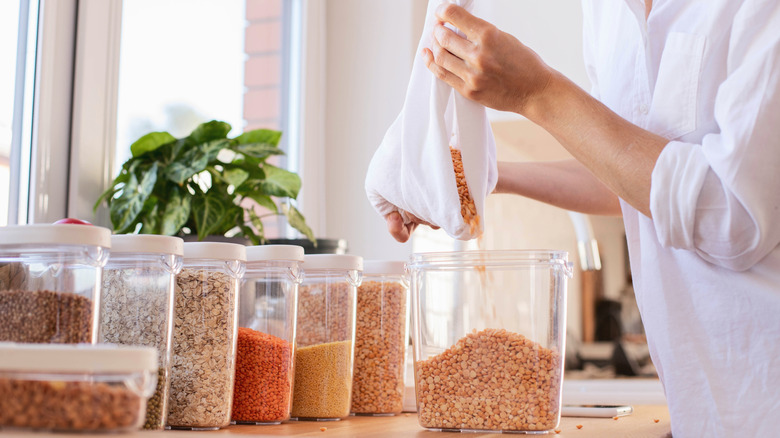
[{"x1": 384, "y1": 1, "x2": 780, "y2": 437}]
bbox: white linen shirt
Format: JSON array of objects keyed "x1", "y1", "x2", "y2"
[{"x1": 581, "y1": 0, "x2": 780, "y2": 436}]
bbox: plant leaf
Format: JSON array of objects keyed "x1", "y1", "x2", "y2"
[
  {"x1": 165, "y1": 139, "x2": 230, "y2": 184},
  {"x1": 283, "y1": 203, "x2": 315, "y2": 243},
  {"x1": 110, "y1": 163, "x2": 158, "y2": 232},
  {"x1": 139, "y1": 197, "x2": 160, "y2": 234},
  {"x1": 235, "y1": 128, "x2": 281, "y2": 146},
  {"x1": 244, "y1": 193, "x2": 278, "y2": 214},
  {"x1": 259, "y1": 164, "x2": 301, "y2": 199},
  {"x1": 222, "y1": 167, "x2": 250, "y2": 187},
  {"x1": 248, "y1": 208, "x2": 264, "y2": 233},
  {"x1": 191, "y1": 193, "x2": 229, "y2": 240},
  {"x1": 238, "y1": 224, "x2": 261, "y2": 246},
  {"x1": 233, "y1": 143, "x2": 285, "y2": 160},
  {"x1": 160, "y1": 187, "x2": 191, "y2": 235},
  {"x1": 130, "y1": 132, "x2": 176, "y2": 157},
  {"x1": 189, "y1": 120, "x2": 231, "y2": 144}
]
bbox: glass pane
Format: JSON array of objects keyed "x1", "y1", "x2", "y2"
[
  {"x1": 115, "y1": 0, "x2": 286, "y2": 171},
  {"x1": 115, "y1": 0, "x2": 288, "y2": 237},
  {"x1": 0, "y1": 1, "x2": 21, "y2": 226}
]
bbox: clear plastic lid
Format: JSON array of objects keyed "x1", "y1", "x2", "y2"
[
  {"x1": 245, "y1": 244, "x2": 305, "y2": 262},
  {"x1": 0, "y1": 343, "x2": 157, "y2": 373},
  {"x1": 362, "y1": 260, "x2": 405, "y2": 275},
  {"x1": 0, "y1": 224, "x2": 111, "y2": 248},
  {"x1": 409, "y1": 250, "x2": 572, "y2": 276},
  {"x1": 110, "y1": 234, "x2": 184, "y2": 256},
  {"x1": 303, "y1": 254, "x2": 363, "y2": 271},
  {"x1": 182, "y1": 242, "x2": 247, "y2": 262}
]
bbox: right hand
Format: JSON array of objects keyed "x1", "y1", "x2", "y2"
[
  {"x1": 385, "y1": 211, "x2": 439, "y2": 243},
  {"x1": 423, "y1": 3, "x2": 553, "y2": 115}
]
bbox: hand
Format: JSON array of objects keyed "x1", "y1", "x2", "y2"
[
  {"x1": 385, "y1": 211, "x2": 439, "y2": 243},
  {"x1": 423, "y1": 3, "x2": 553, "y2": 115}
]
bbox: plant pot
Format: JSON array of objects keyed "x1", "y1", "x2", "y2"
[
  {"x1": 265, "y1": 238, "x2": 347, "y2": 255},
  {"x1": 179, "y1": 235, "x2": 251, "y2": 246}
]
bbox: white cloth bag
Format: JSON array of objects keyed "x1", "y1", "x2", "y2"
[{"x1": 365, "y1": 0, "x2": 498, "y2": 240}]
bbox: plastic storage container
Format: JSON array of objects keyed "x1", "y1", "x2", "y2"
[
  {"x1": 232, "y1": 245, "x2": 304, "y2": 425},
  {"x1": 408, "y1": 250, "x2": 572, "y2": 433},
  {"x1": 99, "y1": 234, "x2": 183, "y2": 430},
  {"x1": 351, "y1": 260, "x2": 409, "y2": 416},
  {"x1": 0, "y1": 224, "x2": 111, "y2": 344},
  {"x1": 167, "y1": 242, "x2": 245, "y2": 430},
  {"x1": 0, "y1": 343, "x2": 156, "y2": 432},
  {"x1": 291, "y1": 254, "x2": 362, "y2": 421}
]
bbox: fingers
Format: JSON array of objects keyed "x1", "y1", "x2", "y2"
[
  {"x1": 433, "y1": 23, "x2": 473, "y2": 60},
  {"x1": 435, "y1": 3, "x2": 490, "y2": 41},
  {"x1": 422, "y1": 48, "x2": 465, "y2": 90},
  {"x1": 431, "y1": 30, "x2": 470, "y2": 79},
  {"x1": 386, "y1": 211, "x2": 412, "y2": 243}
]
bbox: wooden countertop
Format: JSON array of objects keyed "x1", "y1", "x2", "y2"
[{"x1": 15, "y1": 405, "x2": 669, "y2": 438}]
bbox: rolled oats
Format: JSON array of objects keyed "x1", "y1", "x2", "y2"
[{"x1": 167, "y1": 268, "x2": 237, "y2": 429}]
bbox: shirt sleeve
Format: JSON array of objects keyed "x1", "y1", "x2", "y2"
[
  {"x1": 650, "y1": 1, "x2": 780, "y2": 271},
  {"x1": 580, "y1": 0, "x2": 600, "y2": 99}
]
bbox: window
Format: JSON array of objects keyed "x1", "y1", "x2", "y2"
[
  {"x1": 0, "y1": 1, "x2": 19, "y2": 225},
  {"x1": 112, "y1": 0, "x2": 294, "y2": 236},
  {"x1": 1, "y1": 0, "x2": 38, "y2": 226}
]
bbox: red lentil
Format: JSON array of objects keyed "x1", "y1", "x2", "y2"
[{"x1": 231, "y1": 327, "x2": 294, "y2": 424}]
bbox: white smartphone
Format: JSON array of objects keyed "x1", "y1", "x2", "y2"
[{"x1": 561, "y1": 405, "x2": 634, "y2": 418}]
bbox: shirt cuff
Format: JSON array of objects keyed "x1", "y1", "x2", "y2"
[{"x1": 650, "y1": 141, "x2": 711, "y2": 250}]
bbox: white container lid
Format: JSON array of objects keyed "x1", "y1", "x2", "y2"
[
  {"x1": 246, "y1": 245, "x2": 305, "y2": 262},
  {"x1": 182, "y1": 241, "x2": 246, "y2": 261},
  {"x1": 303, "y1": 254, "x2": 363, "y2": 271},
  {"x1": 0, "y1": 343, "x2": 157, "y2": 373},
  {"x1": 363, "y1": 260, "x2": 406, "y2": 275},
  {"x1": 0, "y1": 224, "x2": 111, "y2": 248},
  {"x1": 110, "y1": 234, "x2": 184, "y2": 256}
]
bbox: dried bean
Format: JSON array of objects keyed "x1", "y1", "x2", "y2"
[
  {"x1": 0, "y1": 379, "x2": 143, "y2": 432},
  {"x1": 0, "y1": 289, "x2": 92, "y2": 344},
  {"x1": 415, "y1": 328, "x2": 562, "y2": 432},
  {"x1": 351, "y1": 280, "x2": 407, "y2": 414},
  {"x1": 450, "y1": 147, "x2": 480, "y2": 235}
]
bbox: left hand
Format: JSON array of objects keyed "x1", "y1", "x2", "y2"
[{"x1": 424, "y1": 3, "x2": 553, "y2": 115}]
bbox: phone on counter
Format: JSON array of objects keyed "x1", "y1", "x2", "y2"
[{"x1": 561, "y1": 405, "x2": 634, "y2": 418}]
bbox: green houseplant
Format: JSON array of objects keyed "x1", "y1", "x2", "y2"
[{"x1": 95, "y1": 120, "x2": 314, "y2": 245}]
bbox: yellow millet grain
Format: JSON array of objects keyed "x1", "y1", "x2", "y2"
[
  {"x1": 415, "y1": 328, "x2": 562, "y2": 432},
  {"x1": 291, "y1": 340, "x2": 353, "y2": 419}
]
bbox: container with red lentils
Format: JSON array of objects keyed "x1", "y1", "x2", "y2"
[
  {"x1": 291, "y1": 254, "x2": 362, "y2": 421},
  {"x1": 351, "y1": 260, "x2": 409, "y2": 416},
  {"x1": 408, "y1": 251, "x2": 572, "y2": 433},
  {"x1": 232, "y1": 245, "x2": 304, "y2": 425}
]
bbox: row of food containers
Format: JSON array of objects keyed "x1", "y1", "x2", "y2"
[{"x1": 0, "y1": 223, "x2": 572, "y2": 434}]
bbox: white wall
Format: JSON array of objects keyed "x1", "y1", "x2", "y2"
[
  {"x1": 318, "y1": 0, "x2": 426, "y2": 260},
  {"x1": 476, "y1": 0, "x2": 588, "y2": 122}
]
